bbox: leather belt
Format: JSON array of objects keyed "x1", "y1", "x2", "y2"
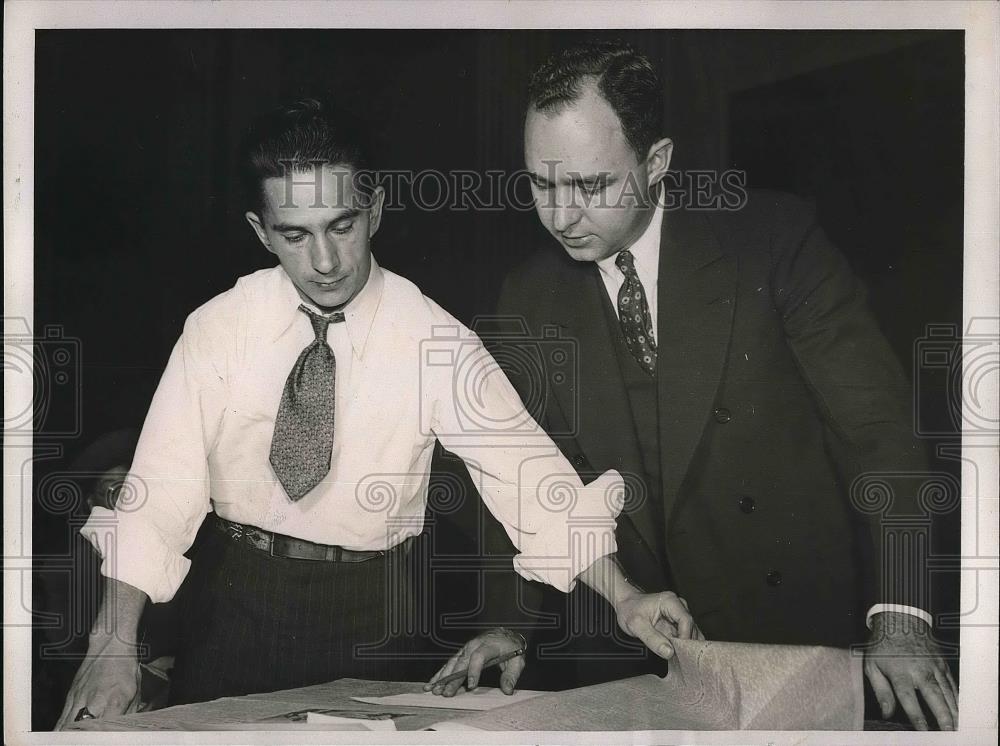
[{"x1": 212, "y1": 514, "x2": 410, "y2": 562}]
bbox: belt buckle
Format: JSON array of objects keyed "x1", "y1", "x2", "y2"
[{"x1": 263, "y1": 529, "x2": 284, "y2": 558}]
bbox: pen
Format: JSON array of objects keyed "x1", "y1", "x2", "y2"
[{"x1": 430, "y1": 647, "x2": 526, "y2": 687}]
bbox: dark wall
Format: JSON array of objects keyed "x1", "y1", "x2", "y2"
[
  {"x1": 33, "y1": 29, "x2": 962, "y2": 448},
  {"x1": 32, "y1": 29, "x2": 964, "y2": 728}
]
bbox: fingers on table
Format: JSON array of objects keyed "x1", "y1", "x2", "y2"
[
  {"x1": 424, "y1": 662, "x2": 448, "y2": 689},
  {"x1": 893, "y1": 676, "x2": 933, "y2": 731},
  {"x1": 917, "y1": 669, "x2": 956, "y2": 730},
  {"x1": 57, "y1": 690, "x2": 108, "y2": 731},
  {"x1": 499, "y1": 654, "x2": 525, "y2": 694},
  {"x1": 935, "y1": 668, "x2": 958, "y2": 724},
  {"x1": 466, "y1": 646, "x2": 496, "y2": 690},
  {"x1": 944, "y1": 666, "x2": 958, "y2": 698},
  {"x1": 426, "y1": 648, "x2": 468, "y2": 695},
  {"x1": 864, "y1": 662, "x2": 897, "y2": 719},
  {"x1": 441, "y1": 645, "x2": 477, "y2": 697},
  {"x1": 870, "y1": 658, "x2": 959, "y2": 731}
]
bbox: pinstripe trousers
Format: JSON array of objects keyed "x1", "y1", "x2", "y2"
[{"x1": 168, "y1": 516, "x2": 421, "y2": 705}]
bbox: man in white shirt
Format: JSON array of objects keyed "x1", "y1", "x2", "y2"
[{"x1": 56, "y1": 98, "x2": 700, "y2": 727}]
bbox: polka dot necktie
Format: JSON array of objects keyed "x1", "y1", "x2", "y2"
[
  {"x1": 616, "y1": 249, "x2": 657, "y2": 376},
  {"x1": 269, "y1": 305, "x2": 345, "y2": 501}
]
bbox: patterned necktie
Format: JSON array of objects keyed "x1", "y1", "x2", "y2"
[
  {"x1": 616, "y1": 249, "x2": 657, "y2": 376},
  {"x1": 269, "y1": 305, "x2": 345, "y2": 501}
]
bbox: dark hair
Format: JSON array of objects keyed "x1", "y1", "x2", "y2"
[
  {"x1": 527, "y1": 40, "x2": 664, "y2": 159},
  {"x1": 239, "y1": 97, "x2": 374, "y2": 215}
]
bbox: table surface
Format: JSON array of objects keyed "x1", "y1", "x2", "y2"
[
  {"x1": 67, "y1": 678, "x2": 474, "y2": 731},
  {"x1": 65, "y1": 676, "x2": 904, "y2": 732}
]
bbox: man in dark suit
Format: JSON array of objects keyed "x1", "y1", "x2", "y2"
[{"x1": 451, "y1": 40, "x2": 957, "y2": 731}]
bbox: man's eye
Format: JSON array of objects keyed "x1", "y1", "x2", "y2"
[
  {"x1": 530, "y1": 179, "x2": 552, "y2": 191},
  {"x1": 580, "y1": 183, "x2": 605, "y2": 196},
  {"x1": 331, "y1": 222, "x2": 354, "y2": 235},
  {"x1": 283, "y1": 233, "x2": 307, "y2": 244}
]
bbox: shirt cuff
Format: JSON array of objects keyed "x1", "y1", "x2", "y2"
[
  {"x1": 512, "y1": 528, "x2": 618, "y2": 594},
  {"x1": 866, "y1": 603, "x2": 933, "y2": 629},
  {"x1": 510, "y1": 469, "x2": 623, "y2": 593},
  {"x1": 80, "y1": 507, "x2": 192, "y2": 603}
]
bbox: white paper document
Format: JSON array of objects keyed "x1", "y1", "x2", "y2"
[{"x1": 352, "y1": 688, "x2": 545, "y2": 711}]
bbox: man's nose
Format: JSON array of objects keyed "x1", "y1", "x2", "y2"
[
  {"x1": 551, "y1": 193, "x2": 582, "y2": 233},
  {"x1": 310, "y1": 235, "x2": 339, "y2": 275}
]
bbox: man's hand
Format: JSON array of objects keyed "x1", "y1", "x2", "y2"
[
  {"x1": 864, "y1": 612, "x2": 958, "y2": 731},
  {"x1": 614, "y1": 589, "x2": 704, "y2": 659},
  {"x1": 424, "y1": 627, "x2": 526, "y2": 698},
  {"x1": 55, "y1": 577, "x2": 148, "y2": 730},
  {"x1": 55, "y1": 633, "x2": 142, "y2": 729},
  {"x1": 578, "y1": 556, "x2": 703, "y2": 659}
]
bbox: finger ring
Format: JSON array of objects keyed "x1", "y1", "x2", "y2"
[{"x1": 75, "y1": 707, "x2": 96, "y2": 721}]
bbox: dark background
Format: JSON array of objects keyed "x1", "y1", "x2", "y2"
[{"x1": 32, "y1": 29, "x2": 964, "y2": 728}]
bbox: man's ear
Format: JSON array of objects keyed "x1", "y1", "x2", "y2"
[
  {"x1": 245, "y1": 211, "x2": 275, "y2": 255},
  {"x1": 644, "y1": 137, "x2": 674, "y2": 188},
  {"x1": 366, "y1": 185, "x2": 386, "y2": 238}
]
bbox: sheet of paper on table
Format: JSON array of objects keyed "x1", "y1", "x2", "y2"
[
  {"x1": 352, "y1": 688, "x2": 546, "y2": 711},
  {"x1": 65, "y1": 697, "x2": 326, "y2": 731},
  {"x1": 65, "y1": 679, "x2": 461, "y2": 732},
  {"x1": 428, "y1": 638, "x2": 864, "y2": 731}
]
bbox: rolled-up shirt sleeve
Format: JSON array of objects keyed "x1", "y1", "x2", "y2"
[
  {"x1": 81, "y1": 312, "x2": 225, "y2": 603},
  {"x1": 429, "y1": 331, "x2": 623, "y2": 593}
]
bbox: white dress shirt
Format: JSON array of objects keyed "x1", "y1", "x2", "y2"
[
  {"x1": 596, "y1": 203, "x2": 663, "y2": 341},
  {"x1": 83, "y1": 259, "x2": 622, "y2": 603}
]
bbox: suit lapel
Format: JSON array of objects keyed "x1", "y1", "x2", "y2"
[
  {"x1": 549, "y1": 264, "x2": 640, "y2": 473},
  {"x1": 548, "y1": 261, "x2": 664, "y2": 564},
  {"x1": 656, "y1": 209, "x2": 737, "y2": 519}
]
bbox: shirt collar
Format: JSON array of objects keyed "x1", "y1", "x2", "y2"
[
  {"x1": 596, "y1": 201, "x2": 664, "y2": 283},
  {"x1": 272, "y1": 257, "x2": 384, "y2": 359}
]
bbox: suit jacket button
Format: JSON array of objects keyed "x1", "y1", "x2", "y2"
[
  {"x1": 713, "y1": 407, "x2": 732, "y2": 423},
  {"x1": 738, "y1": 496, "x2": 756, "y2": 514},
  {"x1": 766, "y1": 570, "x2": 782, "y2": 587}
]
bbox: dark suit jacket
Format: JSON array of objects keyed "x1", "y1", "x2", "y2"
[{"x1": 486, "y1": 190, "x2": 926, "y2": 651}]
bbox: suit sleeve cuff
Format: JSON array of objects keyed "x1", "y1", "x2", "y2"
[{"x1": 866, "y1": 603, "x2": 933, "y2": 630}]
